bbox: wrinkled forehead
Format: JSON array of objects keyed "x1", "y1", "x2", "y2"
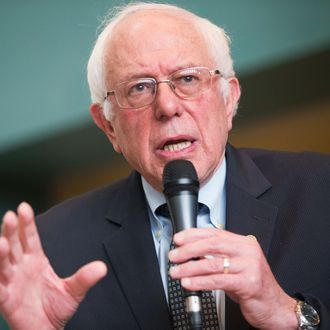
[{"x1": 103, "y1": 10, "x2": 211, "y2": 82}]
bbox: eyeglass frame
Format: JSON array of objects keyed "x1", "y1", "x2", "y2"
[{"x1": 104, "y1": 66, "x2": 222, "y2": 110}]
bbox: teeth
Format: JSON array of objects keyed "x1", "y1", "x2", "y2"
[{"x1": 164, "y1": 141, "x2": 192, "y2": 152}]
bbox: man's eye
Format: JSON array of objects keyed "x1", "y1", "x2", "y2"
[
  {"x1": 128, "y1": 82, "x2": 153, "y2": 95},
  {"x1": 133, "y1": 83, "x2": 146, "y2": 92},
  {"x1": 177, "y1": 75, "x2": 199, "y2": 84}
]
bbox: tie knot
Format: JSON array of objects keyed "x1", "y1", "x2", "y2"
[
  {"x1": 199, "y1": 203, "x2": 210, "y2": 215},
  {"x1": 156, "y1": 203, "x2": 208, "y2": 219},
  {"x1": 155, "y1": 204, "x2": 171, "y2": 218}
]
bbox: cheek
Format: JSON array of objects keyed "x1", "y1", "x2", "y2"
[
  {"x1": 197, "y1": 103, "x2": 231, "y2": 156},
  {"x1": 194, "y1": 95, "x2": 228, "y2": 130},
  {"x1": 114, "y1": 112, "x2": 150, "y2": 153}
]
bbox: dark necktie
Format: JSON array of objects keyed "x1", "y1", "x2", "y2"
[
  {"x1": 156, "y1": 204, "x2": 220, "y2": 329},
  {"x1": 168, "y1": 242, "x2": 220, "y2": 330}
]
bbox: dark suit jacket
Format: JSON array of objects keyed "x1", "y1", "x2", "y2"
[{"x1": 37, "y1": 144, "x2": 330, "y2": 329}]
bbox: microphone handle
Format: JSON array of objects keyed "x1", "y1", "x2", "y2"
[
  {"x1": 167, "y1": 194, "x2": 203, "y2": 329},
  {"x1": 184, "y1": 289, "x2": 203, "y2": 329}
]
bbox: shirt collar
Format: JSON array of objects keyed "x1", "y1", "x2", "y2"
[
  {"x1": 142, "y1": 177, "x2": 166, "y2": 216},
  {"x1": 199, "y1": 158, "x2": 226, "y2": 228},
  {"x1": 142, "y1": 177, "x2": 168, "y2": 242}
]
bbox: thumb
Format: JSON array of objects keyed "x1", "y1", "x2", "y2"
[{"x1": 64, "y1": 261, "x2": 107, "y2": 302}]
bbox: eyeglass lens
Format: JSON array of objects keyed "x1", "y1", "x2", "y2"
[{"x1": 114, "y1": 67, "x2": 215, "y2": 109}]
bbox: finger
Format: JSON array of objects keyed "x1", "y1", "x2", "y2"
[
  {"x1": 174, "y1": 228, "x2": 256, "y2": 246},
  {"x1": 173, "y1": 228, "x2": 220, "y2": 245},
  {"x1": 17, "y1": 202, "x2": 42, "y2": 253},
  {"x1": 169, "y1": 237, "x2": 223, "y2": 264},
  {"x1": 64, "y1": 261, "x2": 107, "y2": 303},
  {"x1": 170, "y1": 233, "x2": 260, "y2": 263},
  {"x1": 1, "y1": 210, "x2": 23, "y2": 263},
  {"x1": 179, "y1": 257, "x2": 264, "y2": 293},
  {"x1": 169, "y1": 235, "x2": 231, "y2": 264},
  {"x1": 169, "y1": 256, "x2": 242, "y2": 279},
  {"x1": 0, "y1": 237, "x2": 13, "y2": 283},
  {"x1": 181, "y1": 273, "x2": 238, "y2": 292}
]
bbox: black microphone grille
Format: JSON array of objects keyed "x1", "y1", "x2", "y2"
[{"x1": 163, "y1": 159, "x2": 199, "y2": 187}]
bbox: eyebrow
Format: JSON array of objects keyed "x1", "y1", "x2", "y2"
[{"x1": 119, "y1": 63, "x2": 201, "y2": 82}]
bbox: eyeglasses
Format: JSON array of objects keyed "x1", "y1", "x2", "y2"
[{"x1": 105, "y1": 66, "x2": 221, "y2": 110}]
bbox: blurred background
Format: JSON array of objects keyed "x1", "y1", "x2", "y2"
[{"x1": 0, "y1": 0, "x2": 329, "y2": 326}]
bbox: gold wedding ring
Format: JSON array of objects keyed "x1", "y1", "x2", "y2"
[
  {"x1": 247, "y1": 234, "x2": 257, "y2": 241},
  {"x1": 223, "y1": 257, "x2": 230, "y2": 274}
]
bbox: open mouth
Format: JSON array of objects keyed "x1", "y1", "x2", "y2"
[{"x1": 162, "y1": 140, "x2": 193, "y2": 152}]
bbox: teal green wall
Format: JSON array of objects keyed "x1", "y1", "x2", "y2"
[
  {"x1": 1, "y1": 0, "x2": 330, "y2": 153},
  {"x1": 0, "y1": 317, "x2": 8, "y2": 329}
]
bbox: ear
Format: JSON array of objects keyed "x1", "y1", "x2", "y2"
[
  {"x1": 224, "y1": 77, "x2": 241, "y2": 131},
  {"x1": 89, "y1": 103, "x2": 122, "y2": 153}
]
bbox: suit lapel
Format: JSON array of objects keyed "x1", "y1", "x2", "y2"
[
  {"x1": 225, "y1": 145, "x2": 278, "y2": 329},
  {"x1": 102, "y1": 172, "x2": 172, "y2": 330}
]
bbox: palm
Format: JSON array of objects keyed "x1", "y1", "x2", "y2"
[{"x1": 0, "y1": 203, "x2": 107, "y2": 330}]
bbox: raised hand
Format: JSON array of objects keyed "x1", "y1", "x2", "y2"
[
  {"x1": 0, "y1": 202, "x2": 107, "y2": 330},
  {"x1": 168, "y1": 228, "x2": 298, "y2": 330}
]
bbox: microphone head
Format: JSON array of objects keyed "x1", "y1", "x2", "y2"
[{"x1": 163, "y1": 159, "x2": 199, "y2": 195}]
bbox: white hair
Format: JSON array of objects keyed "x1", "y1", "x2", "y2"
[{"x1": 87, "y1": 2, "x2": 238, "y2": 120}]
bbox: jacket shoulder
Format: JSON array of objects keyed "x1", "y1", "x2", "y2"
[
  {"x1": 226, "y1": 144, "x2": 330, "y2": 198},
  {"x1": 240, "y1": 147, "x2": 330, "y2": 178},
  {"x1": 36, "y1": 171, "x2": 142, "y2": 241},
  {"x1": 38, "y1": 175, "x2": 130, "y2": 221}
]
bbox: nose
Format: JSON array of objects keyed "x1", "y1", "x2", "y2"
[{"x1": 153, "y1": 80, "x2": 184, "y2": 120}]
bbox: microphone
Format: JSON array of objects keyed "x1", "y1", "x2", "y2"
[{"x1": 163, "y1": 159, "x2": 203, "y2": 329}]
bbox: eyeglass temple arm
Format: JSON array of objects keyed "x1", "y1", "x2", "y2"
[
  {"x1": 212, "y1": 69, "x2": 221, "y2": 76},
  {"x1": 104, "y1": 91, "x2": 115, "y2": 101}
]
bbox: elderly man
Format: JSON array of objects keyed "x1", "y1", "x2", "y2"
[{"x1": 0, "y1": 3, "x2": 329, "y2": 330}]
